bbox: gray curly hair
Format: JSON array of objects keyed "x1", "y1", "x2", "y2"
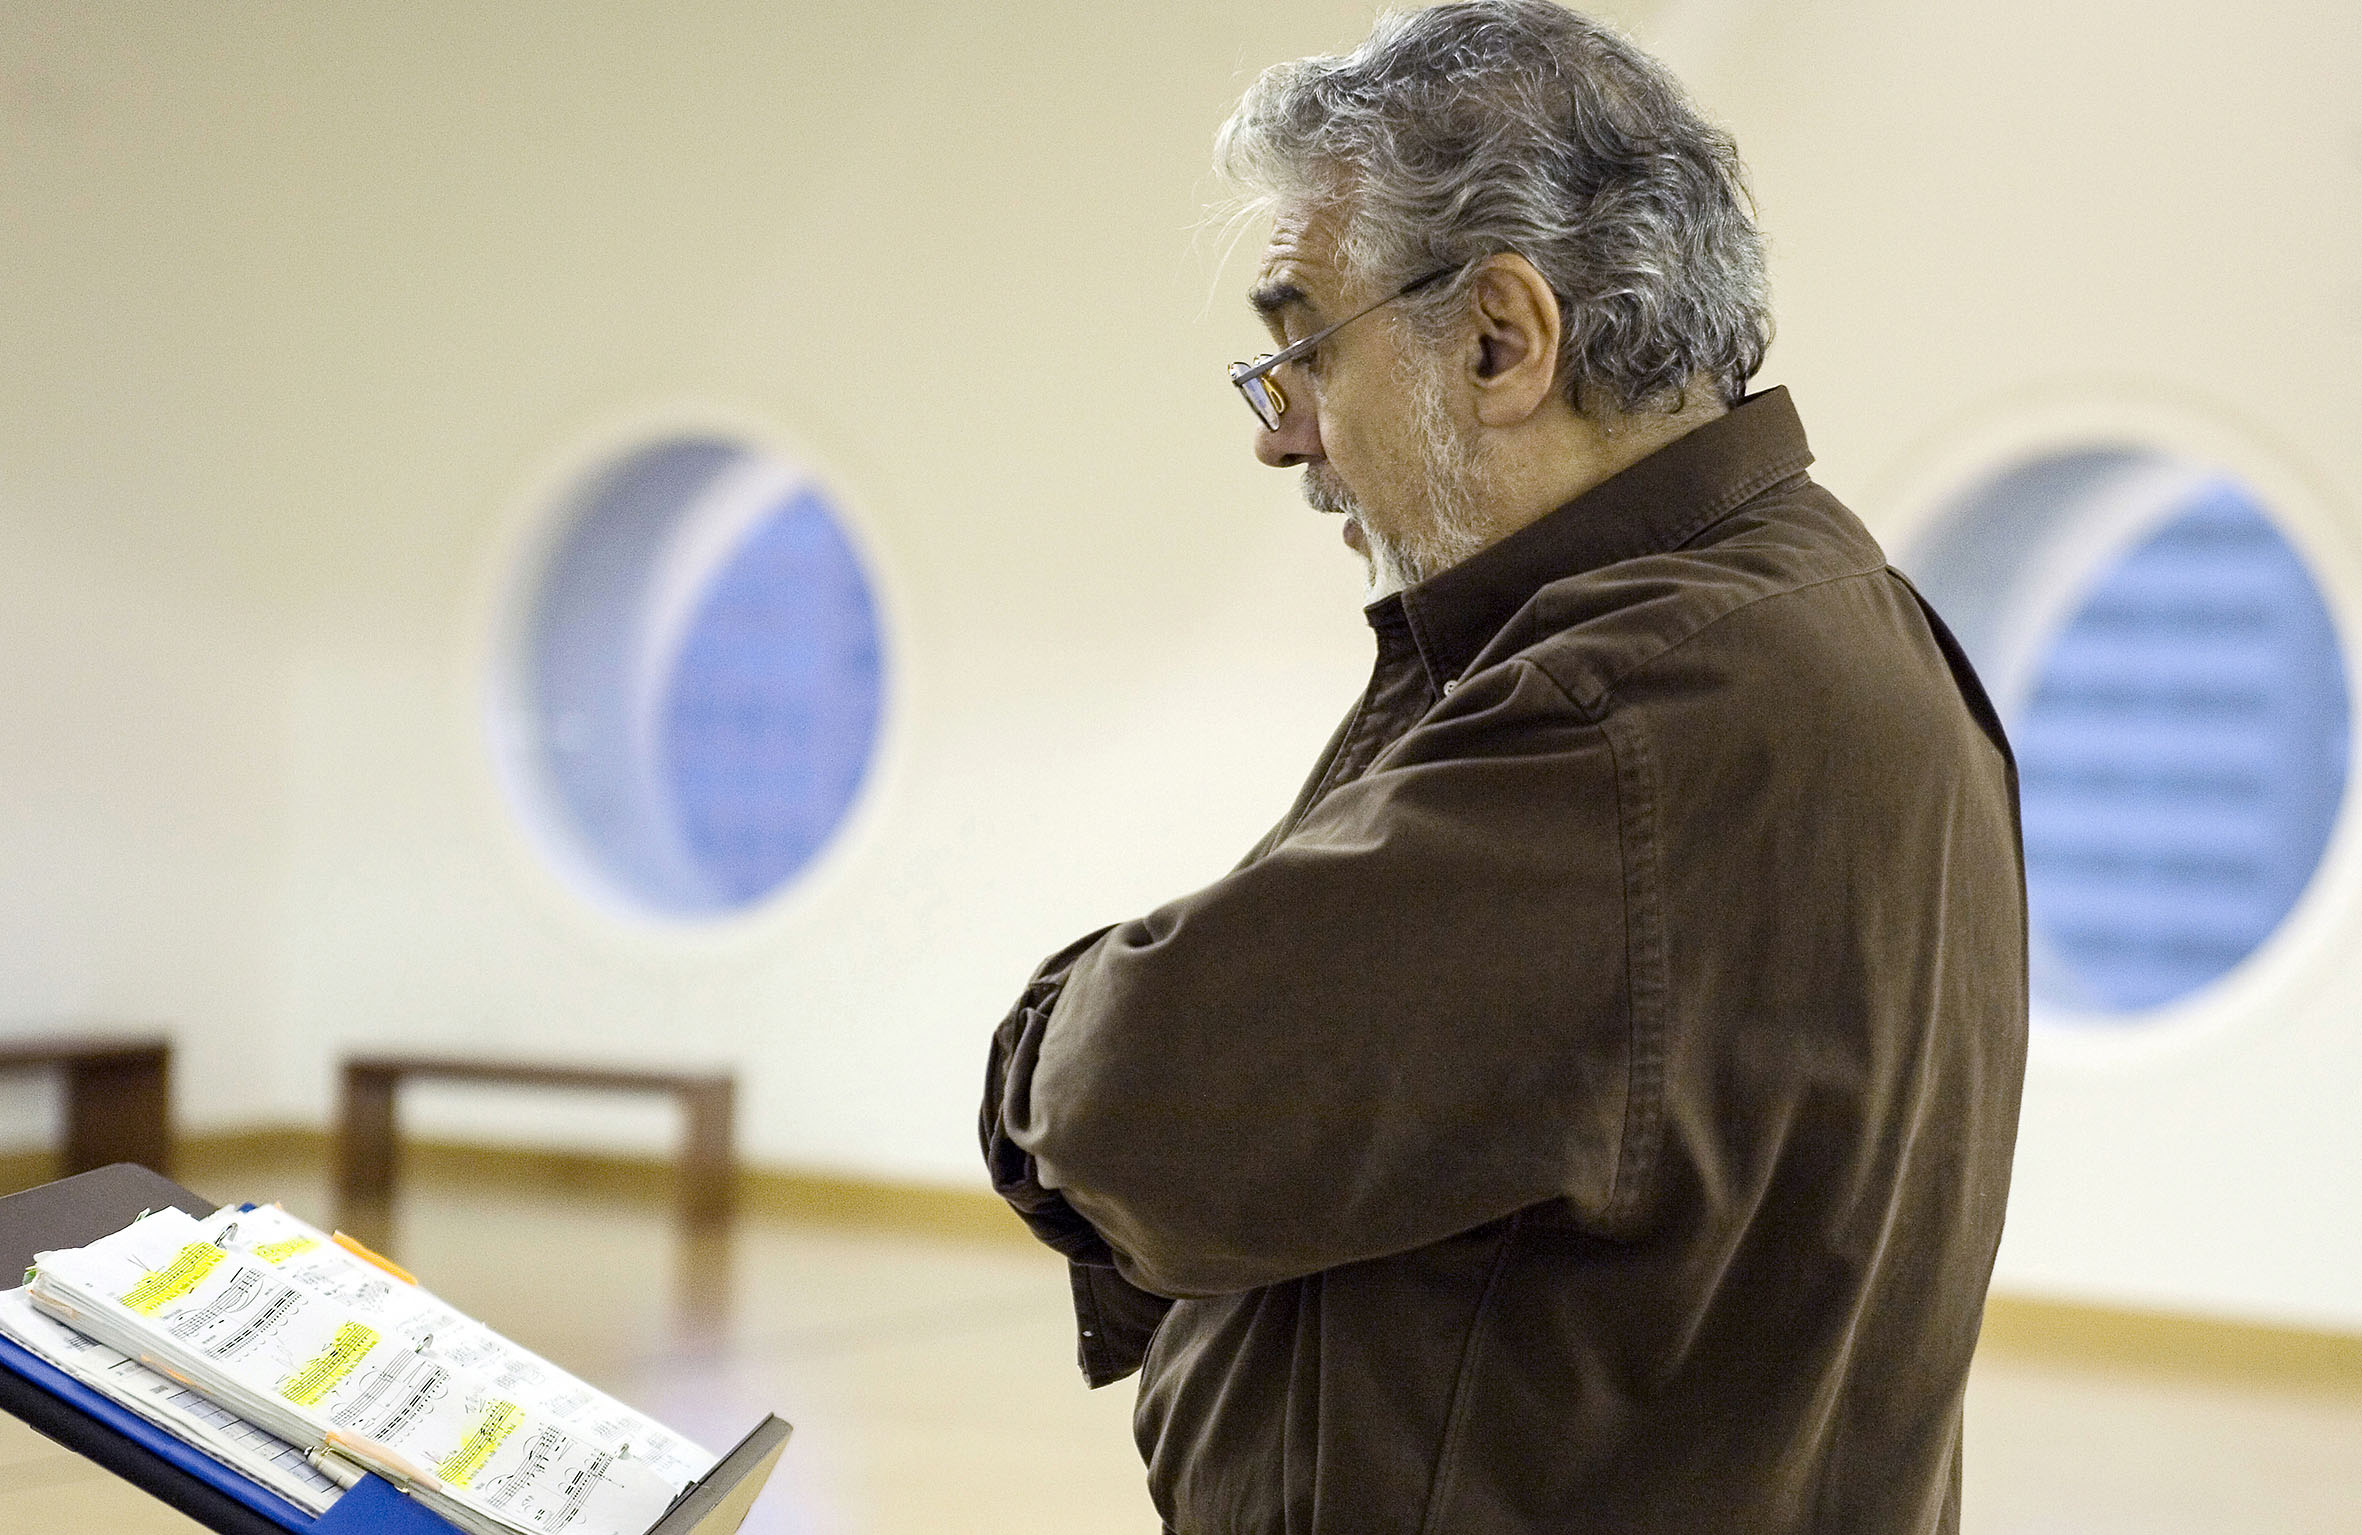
[{"x1": 1216, "y1": 0, "x2": 1771, "y2": 413}]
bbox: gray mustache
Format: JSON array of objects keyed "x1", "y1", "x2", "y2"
[{"x1": 1302, "y1": 466, "x2": 1358, "y2": 517}]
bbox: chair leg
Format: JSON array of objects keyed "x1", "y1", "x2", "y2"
[
  {"x1": 679, "y1": 1080, "x2": 736, "y2": 1228},
  {"x1": 60, "y1": 1048, "x2": 173, "y2": 1176},
  {"x1": 337, "y1": 1066, "x2": 401, "y2": 1211}
]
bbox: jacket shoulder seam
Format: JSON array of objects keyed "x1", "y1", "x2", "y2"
[
  {"x1": 1511, "y1": 660, "x2": 1662, "y2": 1229},
  {"x1": 1540, "y1": 558, "x2": 1891, "y2": 715}
]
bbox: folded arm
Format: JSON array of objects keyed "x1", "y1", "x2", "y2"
[{"x1": 990, "y1": 662, "x2": 1636, "y2": 1298}]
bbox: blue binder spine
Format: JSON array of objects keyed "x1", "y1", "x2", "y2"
[{"x1": 0, "y1": 1331, "x2": 464, "y2": 1533}]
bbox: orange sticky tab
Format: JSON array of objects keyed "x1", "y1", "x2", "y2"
[
  {"x1": 330, "y1": 1231, "x2": 418, "y2": 1286},
  {"x1": 326, "y1": 1429, "x2": 436, "y2": 1491},
  {"x1": 137, "y1": 1353, "x2": 202, "y2": 1392}
]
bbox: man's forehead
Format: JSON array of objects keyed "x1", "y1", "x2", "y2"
[{"x1": 1250, "y1": 205, "x2": 1344, "y2": 320}]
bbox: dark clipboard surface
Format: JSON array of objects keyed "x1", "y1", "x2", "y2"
[{"x1": 647, "y1": 1414, "x2": 791, "y2": 1535}]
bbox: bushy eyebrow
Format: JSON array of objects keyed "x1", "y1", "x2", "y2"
[{"x1": 1248, "y1": 279, "x2": 1311, "y2": 319}]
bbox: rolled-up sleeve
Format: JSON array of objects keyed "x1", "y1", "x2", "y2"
[{"x1": 996, "y1": 659, "x2": 1636, "y2": 1299}]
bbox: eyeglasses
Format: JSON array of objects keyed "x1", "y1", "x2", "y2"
[{"x1": 1227, "y1": 266, "x2": 1461, "y2": 432}]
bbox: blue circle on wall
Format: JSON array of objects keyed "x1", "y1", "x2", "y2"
[
  {"x1": 1910, "y1": 449, "x2": 2349, "y2": 1017},
  {"x1": 511, "y1": 436, "x2": 885, "y2": 917}
]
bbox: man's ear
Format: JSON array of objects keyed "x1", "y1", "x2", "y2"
[{"x1": 1466, "y1": 253, "x2": 1563, "y2": 428}]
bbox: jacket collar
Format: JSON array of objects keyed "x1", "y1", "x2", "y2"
[{"x1": 1375, "y1": 386, "x2": 1815, "y2": 691}]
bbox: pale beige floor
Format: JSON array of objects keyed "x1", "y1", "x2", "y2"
[{"x1": 4, "y1": 1164, "x2": 2360, "y2": 1534}]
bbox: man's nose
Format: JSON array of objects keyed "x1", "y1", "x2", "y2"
[{"x1": 1253, "y1": 396, "x2": 1321, "y2": 468}]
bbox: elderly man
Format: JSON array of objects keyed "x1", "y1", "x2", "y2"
[{"x1": 982, "y1": 3, "x2": 2026, "y2": 1531}]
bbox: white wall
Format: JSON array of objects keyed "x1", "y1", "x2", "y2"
[
  {"x1": 0, "y1": 473, "x2": 292, "y2": 1150},
  {"x1": 4, "y1": 0, "x2": 2359, "y2": 1332},
  {"x1": 1658, "y1": 0, "x2": 2362, "y2": 1330},
  {"x1": 0, "y1": 0, "x2": 1418, "y2": 1169}
]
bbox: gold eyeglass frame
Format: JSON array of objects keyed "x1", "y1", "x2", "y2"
[{"x1": 1227, "y1": 265, "x2": 1462, "y2": 431}]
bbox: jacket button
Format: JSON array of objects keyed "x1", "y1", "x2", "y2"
[{"x1": 1442, "y1": 680, "x2": 1458, "y2": 695}]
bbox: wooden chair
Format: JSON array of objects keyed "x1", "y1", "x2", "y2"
[
  {"x1": 0, "y1": 1033, "x2": 173, "y2": 1181},
  {"x1": 336, "y1": 1055, "x2": 737, "y2": 1226}
]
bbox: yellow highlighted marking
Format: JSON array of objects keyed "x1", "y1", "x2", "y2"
[
  {"x1": 283, "y1": 1322, "x2": 379, "y2": 1406},
  {"x1": 253, "y1": 1237, "x2": 319, "y2": 1264},
  {"x1": 437, "y1": 1400, "x2": 522, "y2": 1487},
  {"x1": 122, "y1": 1244, "x2": 225, "y2": 1315}
]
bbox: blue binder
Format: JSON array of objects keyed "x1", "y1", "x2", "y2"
[
  {"x1": 0, "y1": 1165, "x2": 788, "y2": 1535},
  {"x1": 0, "y1": 1327, "x2": 456, "y2": 1532}
]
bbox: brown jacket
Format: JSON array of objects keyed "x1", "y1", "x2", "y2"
[{"x1": 983, "y1": 389, "x2": 2028, "y2": 1534}]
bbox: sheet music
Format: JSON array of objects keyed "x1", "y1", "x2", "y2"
[
  {"x1": 0, "y1": 1286, "x2": 344, "y2": 1514},
  {"x1": 204, "y1": 1205, "x2": 716, "y2": 1490},
  {"x1": 29, "y1": 1206, "x2": 710, "y2": 1535}
]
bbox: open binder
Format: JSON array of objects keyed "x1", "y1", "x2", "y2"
[{"x1": 0, "y1": 1165, "x2": 790, "y2": 1535}]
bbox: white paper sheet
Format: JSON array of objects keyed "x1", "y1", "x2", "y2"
[
  {"x1": 29, "y1": 1206, "x2": 712, "y2": 1535},
  {"x1": 0, "y1": 1286, "x2": 345, "y2": 1513}
]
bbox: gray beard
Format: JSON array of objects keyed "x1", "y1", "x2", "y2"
[{"x1": 1302, "y1": 357, "x2": 1489, "y2": 600}]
